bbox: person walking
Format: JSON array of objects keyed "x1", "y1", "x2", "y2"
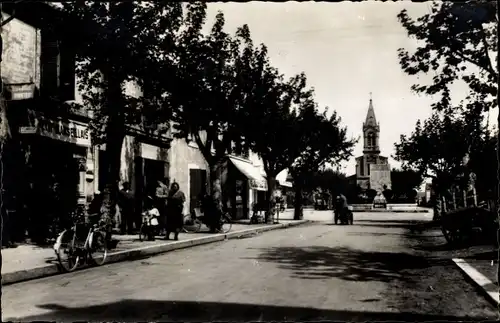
[
  {"x1": 334, "y1": 193, "x2": 348, "y2": 224},
  {"x1": 118, "y1": 182, "x2": 135, "y2": 234},
  {"x1": 165, "y1": 182, "x2": 185, "y2": 240}
]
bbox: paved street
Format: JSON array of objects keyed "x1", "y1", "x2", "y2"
[{"x1": 3, "y1": 211, "x2": 498, "y2": 322}]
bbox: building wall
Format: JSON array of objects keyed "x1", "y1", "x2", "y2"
[
  {"x1": 0, "y1": 12, "x2": 41, "y2": 87},
  {"x1": 168, "y1": 137, "x2": 209, "y2": 215}
]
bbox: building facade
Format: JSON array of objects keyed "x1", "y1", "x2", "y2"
[{"x1": 354, "y1": 95, "x2": 391, "y2": 192}]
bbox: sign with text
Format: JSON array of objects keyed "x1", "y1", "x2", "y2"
[
  {"x1": 249, "y1": 179, "x2": 268, "y2": 191},
  {"x1": 19, "y1": 115, "x2": 91, "y2": 147}
]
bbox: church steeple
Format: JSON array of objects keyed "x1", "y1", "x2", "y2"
[
  {"x1": 364, "y1": 92, "x2": 377, "y2": 127},
  {"x1": 363, "y1": 93, "x2": 380, "y2": 154}
]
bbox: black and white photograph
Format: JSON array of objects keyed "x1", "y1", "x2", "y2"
[{"x1": 0, "y1": 1, "x2": 498, "y2": 321}]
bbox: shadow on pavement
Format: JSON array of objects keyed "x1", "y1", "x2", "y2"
[
  {"x1": 247, "y1": 246, "x2": 441, "y2": 282},
  {"x1": 5, "y1": 300, "x2": 494, "y2": 322}
]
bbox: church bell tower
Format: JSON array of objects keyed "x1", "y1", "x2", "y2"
[{"x1": 362, "y1": 93, "x2": 380, "y2": 155}]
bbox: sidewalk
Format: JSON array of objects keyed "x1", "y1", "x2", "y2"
[
  {"x1": 1, "y1": 218, "x2": 308, "y2": 285},
  {"x1": 452, "y1": 248, "x2": 499, "y2": 307}
]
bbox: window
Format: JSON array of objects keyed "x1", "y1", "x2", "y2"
[
  {"x1": 367, "y1": 133, "x2": 375, "y2": 147},
  {"x1": 40, "y1": 35, "x2": 76, "y2": 101}
]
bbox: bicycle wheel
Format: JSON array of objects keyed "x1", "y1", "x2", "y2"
[
  {"x1": 54, "y1": 229, "x2": 80, "y2": 272},
  {"x1": 89, "y1": 231, "x2": 108, "y2": 266},
  {"x1": 220, "y1": 213, "x2": 232, "y2": 233},
  {"x1": 183, "y1": 214, "x2": 202, "y2": 233}
]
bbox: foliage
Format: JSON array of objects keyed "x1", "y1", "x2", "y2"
[
  {"x1": 58, "y1": 2, "x2": 184, "y2": 218},
  {"x1": 289, "y1": 106, "x2": 356, "y2": 219},
  {"x1": 382, "y1": 189, "x2": 393, "y2": 202},
  {"x1": 393, "y1": 111, "x2": 470, "y2": 194},
  {"x1": 390, "y1": 169, "x2": 423, "y2": 200},
  {"x1": 366, "y1": 189, "x2": 377, "y2": 200},
  {"x1": 397, "y1": 1, "x2": 498, "y2": 114},
  {"x1": 227, "y1": 30, "x2": 312, "y2": 221},
  {"x1": 158, "y1": 5, "x2": 251, "y2": 187},
  {"x1": 304, "y1": 168, "x2": 349, "y2": 196},
  {"x1": 467, "y1": 129, "x2": 497, "y2": 199}
]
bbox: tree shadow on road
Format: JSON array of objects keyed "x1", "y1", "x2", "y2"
[
  {"x1": 5, "y1": 299, "x2": 495, "y2": 322},
  {"x1": 246, "y1": 246, "x2": 441, "y2": 283}
]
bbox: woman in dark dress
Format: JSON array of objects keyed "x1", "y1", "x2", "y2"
[{"x1": 165, "y1": 182, "x2": 185, "y2": 240}]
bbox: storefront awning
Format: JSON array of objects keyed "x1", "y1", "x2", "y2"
[
  {"x1": 228, "y1": 157, "x2": 268, "y2": 191},
  {"x1": 279, "y1": 180, "x2": 293, "y2": 188}
]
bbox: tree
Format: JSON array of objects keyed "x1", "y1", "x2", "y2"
[
  {"x1": 233, "y1": 35, "x2": 315, "y2": 222},
  {"x1": 397, "y1": 0, "x2": 498, "y2": 204},
  {"x1": 390, "y1": 169, "x2": 423, "y2": 202},
  {"x1": 366, "y1": 189, "x2": 377, "y2": 201},
  {"x1": 393, "y1": 111, "x2": 470, "y2": 196},
  {"x1": 305, "y1": 168, "x2": 349, "y2": 197},
  {"x1": 289, "y1": 106, "x2": 356, "y2": 220},
  {"x1": 382, "y1": 188, "x2": 393, "y2": 202},
  {"x1": 398, "y1": 1, "x2": 497, "y2": 113},
  {"x1": 468, "y1": 129, "x2": 497, "y2": 201},
  {"x1": 58, "y1": 2, "x2": 183, "y2": 221},
  {"x1": 159, "y1": 6, "x2": 253, "y2": 196}
]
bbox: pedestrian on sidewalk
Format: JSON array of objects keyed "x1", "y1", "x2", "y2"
[
  {"x1": 165, "y1": 182, "x2": 185, "y2": 240},
  {"x1": 118, "y1": 182, "x2": 135, "y2": 235},
  {"x1": 155, "y1": 178, "x2": 169, "y2": 235}
]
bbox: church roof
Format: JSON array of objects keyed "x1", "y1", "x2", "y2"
[{"x1": 364, "y1": 96, "x2": 378, "y2": 127}]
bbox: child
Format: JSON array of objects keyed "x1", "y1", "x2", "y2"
[{"x1": 141, "y1": 197, "x2": 160, "y2": 241}]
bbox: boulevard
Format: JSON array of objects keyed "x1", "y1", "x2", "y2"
[{"x1": 3, "y1": 211, "x2": 497, "y2": 322}]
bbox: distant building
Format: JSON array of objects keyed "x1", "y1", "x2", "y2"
[{"x1": 354, "y1": 94, "x2": 391, "y2": 192}]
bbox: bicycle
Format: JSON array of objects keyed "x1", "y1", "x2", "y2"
[
  {"x1": 183, "y1": 207, "x2": 232, "y2": 234},
  {"x1": 53, "y1": 212, "x2": 108, "y2": 272},
  {"x1": 139, "y1": 210, "x2": 160, "y2": 242}
]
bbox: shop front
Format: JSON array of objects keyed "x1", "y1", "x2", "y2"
[
  {"x1": 17, "y1": 110, "x2": 93, "y2": 238},
  {"x1": 220, "y1": 156, "x2": 268, "y2": 220}
]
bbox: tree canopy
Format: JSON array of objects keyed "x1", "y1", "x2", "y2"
[
  {"x1": 57, "y1": 2, "x2": 185, "y2": 220},
  {"x1": 394, "y1": 111, "x2": 470, "y2": 192},
  {"x1": 398, "y1": 1, "x2": 498, "y2": 113},
  {"x1": 390, "y1": 169, "x2": 423, "y2": 201}
]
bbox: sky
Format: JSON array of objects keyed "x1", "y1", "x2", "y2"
[{"x1": 204, "y1": 1, "x2": 498, "y2": 177}]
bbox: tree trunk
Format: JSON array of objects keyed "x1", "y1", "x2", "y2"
[
  {"x1": 209, "y1": 163, "x2": 218, "y2": 196},
  {"x1": 293, "y1": 185, "x2": 304, "y2": 220},
  {"x1": 265, "y1": 176, "x2": 277, "y2": 224},
  {"x1": 100, "y1": 125, "x2": 125, "y2": 231},
  {"x1": 99, "y1": 74, "x2": 126, "y2": 233}
]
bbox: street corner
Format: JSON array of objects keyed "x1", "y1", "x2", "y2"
[{"x1": 453, "y1": 258, "x2": 499, "y2": 308}]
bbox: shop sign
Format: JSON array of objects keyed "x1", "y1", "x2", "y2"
[
  {"x1": 250, "y1": 179, "x2": 268, "y2": 191},
  {"x1": 19, "y1": 116, "x2": 91, "y2": 147},
  {"x1": 4, "y1": 83, "x2": 36, "y2": 100}
]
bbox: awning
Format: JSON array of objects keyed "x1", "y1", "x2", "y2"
[
  {"x1": 228, "y1": 157, "x2": 268, "y2": 191},
  {"x1": 277, "y1": 169, "x2": 293, "y2": 188},
  {"x1": 279, "y1": 180, "x2": 293, "y2": 188}
]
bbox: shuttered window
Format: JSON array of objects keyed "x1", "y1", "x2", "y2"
[
  {"x1": 59, "y1": 45, "x2": 75, "y2": 102},
  {"x1": 41, "y1": 38, "x2": 60, "y2": 98},
  {"x1": 41, "y1": 35, "x2": 76, "y2": 102}
]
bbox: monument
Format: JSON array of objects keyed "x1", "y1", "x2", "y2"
[{"x1": 354, "y1": 93, "x2": 391, "y2": 193}]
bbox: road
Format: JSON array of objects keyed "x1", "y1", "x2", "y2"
[{"x1": 3, "y1": 211, "x2": 498, "y2": 322}]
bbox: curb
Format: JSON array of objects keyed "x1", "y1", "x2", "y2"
[
  {"x1": 1, "y1": 220, "x2": 310, "y2": 285},
  {"x1": 452, "y1": 258, "x2": 499, "y2": 308},
  {"x1": 353, "y1": 209, "x2": 430, "y2": 213}
]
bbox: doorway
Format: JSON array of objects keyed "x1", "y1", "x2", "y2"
[
  {"x1": 135, "y1": 157, "x2": 168, "y2": 214},
  {"x1": 189, "y1": 168, "x2": 207, "y2": 211}
]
